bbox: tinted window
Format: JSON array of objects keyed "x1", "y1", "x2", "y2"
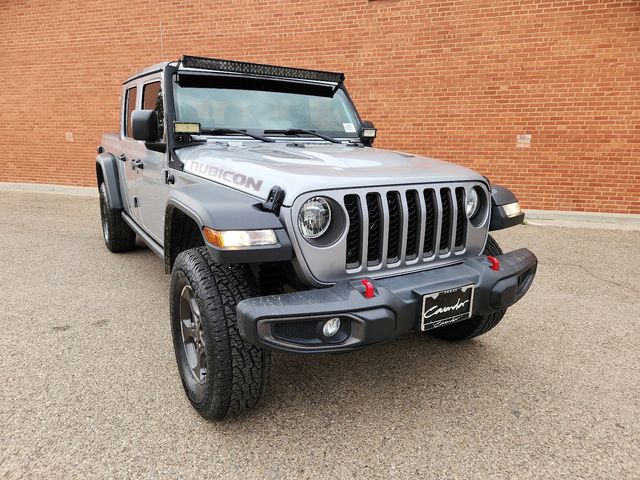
[
  {"x1": 124, "y1": 86, "x2": 137, "y2": 137},
  {"x1": 142, "y1": 81, "x2": 164, "y2": 139}
]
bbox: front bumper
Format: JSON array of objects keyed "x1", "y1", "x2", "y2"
[{"x1": 237, "y1": 248, "x2": 537, "y2": 353}]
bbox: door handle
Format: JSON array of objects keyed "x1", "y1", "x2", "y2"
[{"x1": 162, "y1": 168, "x2": 175, "y2": 185}]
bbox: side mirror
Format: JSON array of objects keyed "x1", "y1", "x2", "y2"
[
  {"x1": 131, "y1": 110, "x2": 159, "y2": 142},
  {"x1": 360, "y1": 120, "x2": 377, "y2": 146}
]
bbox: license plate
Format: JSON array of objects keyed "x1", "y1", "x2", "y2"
[{"x1": 420, "y1": 285, "x2": 474, "y2": 331}]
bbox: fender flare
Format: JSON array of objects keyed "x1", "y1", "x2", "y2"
[
  {"x1": 96, "y1": 152, "x2": 123, "y2": 209},
  {"x1": 164, "y1": 182, "x2": 292, "y2": 272},
  {"x1": 489, "y1": 185, "x2": 525, "y2": 231}
]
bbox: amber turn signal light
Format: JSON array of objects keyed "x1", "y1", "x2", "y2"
[{"x1": 203, "y1": 227, "x2": 277, "y2": 248}]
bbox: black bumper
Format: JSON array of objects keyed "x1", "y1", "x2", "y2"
[{"x1": 237, "y1": 249, "x2": 537, "y2": 353}]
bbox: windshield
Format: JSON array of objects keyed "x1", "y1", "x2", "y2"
[{"x1": 174, "y1": 78, "x2": 360, "y2": 138}]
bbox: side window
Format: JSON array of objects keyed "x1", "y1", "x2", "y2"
[
  {"x1": 142, "y1": 81, "x2": 164, "y2": 140},
  {"x1": 124, "y1": 86, "x2": 137, "y2": 138}
]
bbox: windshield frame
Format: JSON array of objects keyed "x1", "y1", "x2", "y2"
[{"x1": 172, "y1": 72, "x2": 364, "y2": 141}]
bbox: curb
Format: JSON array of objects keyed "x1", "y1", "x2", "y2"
[
  {"x1": 524, "y1": 209, "x2": 640, "y2": 231},
  {"x1": 0, "y1": 182, "x2": 98, "y2": 197}
]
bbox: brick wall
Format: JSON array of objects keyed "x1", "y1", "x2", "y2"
[{"x1": 0, "y1": 0, "x2": 638, "y2": 213}]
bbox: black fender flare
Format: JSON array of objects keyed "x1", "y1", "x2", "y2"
[
  {"x1": 489, "y1": 185, "x2": 525, "y2": 231},
  {"x1": 96, "y1": 152, "x2": 123, "y2": 209},
  {"x1": 164, "y1": 182, "x2": 292, "y2": 272}
]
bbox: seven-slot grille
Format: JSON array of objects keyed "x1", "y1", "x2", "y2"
[{"x1": 344, "y1": 186, "x2": 468, "y2": 270}]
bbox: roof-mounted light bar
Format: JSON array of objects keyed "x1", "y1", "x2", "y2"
[{"x1": 180, "y1": 55, "x2": 345, "y2": 84}]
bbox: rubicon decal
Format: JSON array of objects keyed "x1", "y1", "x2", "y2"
[{"x1": 184, "y1": 160, "x2": 263, "y2": 193}]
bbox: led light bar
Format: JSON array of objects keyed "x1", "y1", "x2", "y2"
[{"x1": 181, "y1": 55, "x2": 345, "y2": 84}]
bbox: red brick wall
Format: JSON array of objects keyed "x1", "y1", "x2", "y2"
[{"x1": 0, "y1": 0, "x2": 638, "y2": 213}]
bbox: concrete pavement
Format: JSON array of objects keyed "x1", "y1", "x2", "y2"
[{"x1": 0, "y1": 191, "x2": 638, "y2": 479}]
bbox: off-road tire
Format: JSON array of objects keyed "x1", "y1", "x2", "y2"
[
  {"x1": 98, "y1": 183, "x2": 136, "y2": 252},
  {"x1": 170, "y1": 247, "x2": 271, "y2": 420},
  {"x1": 428, "y1": 235, "x2": 507, "y2": 341}
]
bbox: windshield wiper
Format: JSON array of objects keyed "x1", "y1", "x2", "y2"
[
  {"x1": 199, "y1": 128, "x2": 274, "y2": 143},
  {"x1": 263, "y1": 129, "x2": 341, "y2": 144}
]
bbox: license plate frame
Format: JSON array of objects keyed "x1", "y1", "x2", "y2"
[{"x1": 420, "y1": 285, "x2": 474, "y2": 331}]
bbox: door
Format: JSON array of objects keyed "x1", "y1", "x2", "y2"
[
  {"x1": 119, "y1": 84, "x2": 145, "y2": 224},
  {"x1": 136, "y1": 79, "x2": 169, "y2": 243}
]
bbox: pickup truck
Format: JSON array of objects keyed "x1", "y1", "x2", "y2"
[{"x1": 96, "y1": 55, "x2": 537, "y2": 421}]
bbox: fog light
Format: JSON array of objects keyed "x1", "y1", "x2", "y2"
[{"x1": 322, "y1": 318, "x2": 341, "y2": 337}]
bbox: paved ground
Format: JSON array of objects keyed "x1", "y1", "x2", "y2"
[{"x1": 1, "y1": 191, "x2": 638, "y2": 479}]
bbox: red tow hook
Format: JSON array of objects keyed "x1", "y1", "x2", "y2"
[
  {"x1": 487, "y1": 255, "x2": 501, "y2": 271},
  {"x1": 361, "y1": 279, "x2": 376, "y2": 299}
]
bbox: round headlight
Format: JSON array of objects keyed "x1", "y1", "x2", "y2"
[
  {"x1": 298, "y1": 197, "x2": 332, "y2": 239},
  {"x1": 466, "y1": 188, "x2": 480, "y2": 218}
]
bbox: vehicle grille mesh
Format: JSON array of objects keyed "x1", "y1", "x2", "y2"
[
  {"x1": 344, "y1": 186, "x2": 470, "y2": 270},
  {"x1": 272, "y1": 321, "x2": 317, "y2": 341}
]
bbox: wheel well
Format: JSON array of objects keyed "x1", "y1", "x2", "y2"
[{"x1": 166, "y1": 207, "x2": 205, "y2": 272}]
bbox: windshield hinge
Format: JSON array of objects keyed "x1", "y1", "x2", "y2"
[{"x1": 262, "y1": 186, "x2": 285, "y2": 215}]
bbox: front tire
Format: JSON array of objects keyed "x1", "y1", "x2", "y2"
[
  {"x1": 170, "y1": 247, "x2": 271, "y2": 420},
  {"x1": 428, "y1": 235, "x2": 507, "y2": 341}
]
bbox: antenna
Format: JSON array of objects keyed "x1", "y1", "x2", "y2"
[{"x1": 159, "y1": 21, "x2": 164, "y2": 60}]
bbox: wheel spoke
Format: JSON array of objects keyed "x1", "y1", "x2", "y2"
[
  {"x1": 189, "y1": 296, "x2": 201, "y2": 323},
  {"x1": 183, "y1": 343, "x2": 197, "y2": 366},
  {"x1": 178, "y1": 283, "x2": 207, "y2": 384},
  {"x1": 193, "y1": 349, "x2": 207, "y2": 380},
  {"x1": 181, "y1": 319, "x2": 197, "y2": 341}
]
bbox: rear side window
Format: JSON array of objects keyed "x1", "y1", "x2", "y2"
[
  {"x1": 142, "y1": 81, "x2": 164, "y2": 140},
  {"x1": 124, "y1": 86, "x2": 137, "y2": 138}
]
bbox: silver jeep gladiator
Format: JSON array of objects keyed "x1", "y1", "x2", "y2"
[{"x1": 96, "y1": 56, "x2": 537, "y2": 420}]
